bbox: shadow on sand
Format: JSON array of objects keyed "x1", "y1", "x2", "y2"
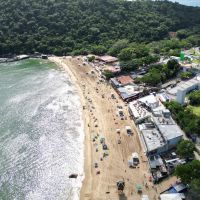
[{"x1": 118, "y1": 193, "x2": 127, "y2": 200}]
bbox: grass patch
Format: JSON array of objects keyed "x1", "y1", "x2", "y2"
[{"x1": 188, "y1": 105, "x2": 200, "y2": 116}]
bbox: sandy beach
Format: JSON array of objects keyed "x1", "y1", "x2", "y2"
[{"x1": 49, "y1": 56, "x2": 177, "y2": 200}]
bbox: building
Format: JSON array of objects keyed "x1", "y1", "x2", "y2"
[
  {"x1": 167, "y1": 76, "x2": 200, "y2": 104},
  {"x1": 117, "y1": 84, "x2": 144, "y2": 102},
  {"x1": 110, "y1": 75, "x2": 134, "y2": 88},
  {"x1": 117, "y1": 75, "x2": 134, "y2": 85},
  {"x1": 129, "y1": 94, "x2": 183, "y2": 155},
  {"x1": 160, "y1": 182, "x2": 187, "y2": 200}
]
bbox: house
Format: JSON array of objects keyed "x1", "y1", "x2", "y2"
[
  {"x1": 160, "y1": 182, "x2": 187, "y2": 200},
  {"x1": 167, "y1": 76, "x2": 200, "y2": 104},
  {"x1": 117, "y1": 84, "x2": 144, "y2": 102},
  {"x1": 117, "y1": 75, "x2": 134, "y2": 86}
]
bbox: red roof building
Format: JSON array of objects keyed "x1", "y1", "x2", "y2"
[{"x1": 117, "y1": 75, "x2": 134, "y2": 85}]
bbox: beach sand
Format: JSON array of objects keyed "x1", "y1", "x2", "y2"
[{"x1": 49, "y1": 56, "x2": 177, "y2": 200}]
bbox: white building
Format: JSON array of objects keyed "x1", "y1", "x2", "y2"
[
  {"x1": 167, "y1": 76, "x2": 200, "y2": 104},
  {"x1": 129, "y1": 94, "x2": 183, "y2": 155}
]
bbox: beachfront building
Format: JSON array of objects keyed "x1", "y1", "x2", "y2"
[
  {"x1": 116, "y1": 84, "x2": 144, "y2": 102},
  {"x1": 110, "y1": 75, "x2": 144, "y2": 102},
  {"x1": 166, "y1": 75, "x2": 200, "y2": 104},
  {"x1": 129, "y1": 94, "x2": 183, "y2": 155}
]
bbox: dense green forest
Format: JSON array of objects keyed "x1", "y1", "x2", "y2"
[{"x1": 0, "y1": 0, "x2": 200, "y2": 55}]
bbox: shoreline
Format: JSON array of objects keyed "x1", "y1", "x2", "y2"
[
  {"x1": 48, "y1": 57, "x2": 92, "y2": 199},
  {"x1": 49, "y1": 56, "x2": 178, "y2": 200}
]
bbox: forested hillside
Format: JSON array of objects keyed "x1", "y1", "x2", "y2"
[{"x1": 0, "y1": 0, "x2": 200, "y2": 55}]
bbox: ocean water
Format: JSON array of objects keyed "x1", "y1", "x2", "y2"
[
  {"x1": 167, "y1": 0, "x2": 200, "y2": 7},
  {"x1": 0, "y1": 59, "x2": 84, "y2": 200}
]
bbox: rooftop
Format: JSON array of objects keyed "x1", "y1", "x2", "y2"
[
  {"x1": 167, "y1": 76, "x2": 200, "y2": 95},
  {"x1": 117, "y1": 75, "x2": 134, "y2": 85},
  {"x1": 130, "y1": 94, "x2": 183, "y2": 154},
  {"x1": 154, "y1": 117, "x2": 184, "y2": 141},
  {"x1": 160, "y1": 193, "x2": 184, "y2": 200},
  {"x1": 139, "y1": 123, "x2": 165, "y2": 153},
  {"x1": 117, "y1": 84, "x2": 143, "y2": 100},
  {"x1": 138, "y1": 94, "x2": 160, "y2": 109}
]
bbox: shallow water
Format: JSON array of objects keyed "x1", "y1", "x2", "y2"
[{"x1": 0, "y1": 59, "x2": 84, "y2": 200}]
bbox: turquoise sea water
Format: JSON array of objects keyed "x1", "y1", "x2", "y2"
[{"x1": 0, "y1": 59, "x2": 84, "y2": 200}]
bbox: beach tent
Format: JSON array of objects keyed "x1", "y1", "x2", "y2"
[
  {"x1": 100, "y1": 137, "x2": 105, "y2": 144},
  {"x1": 136, "y1": 184, "x2": 143, "y2": 193},
  {"x1": 132, "y1": 152, "x2": 139, "y2": 165},
  {"x1": 117, "y1": 181, "x2": 125, "y2": 191}
]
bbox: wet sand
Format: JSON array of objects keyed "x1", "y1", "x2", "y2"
[{"x1": 49, "y1": 56, "x2": 177, "y2": 200}]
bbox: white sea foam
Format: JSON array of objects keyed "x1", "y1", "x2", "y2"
[{"x1": 0, "y1": 61, "x2": 85, "y2": 200}]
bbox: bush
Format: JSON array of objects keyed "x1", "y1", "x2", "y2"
[
  {"x1": 177, "y1": 140, "x2": 195, "y2": 159},
  {"x1": 189, "y1": 90, "x2": 200, "y2": 106},
  {"x1": 180, "y1": 71, "x2": 193, "y2": 80},
  {"x1": 88, "y1": 56, "x2": 95, "y2": 62}
]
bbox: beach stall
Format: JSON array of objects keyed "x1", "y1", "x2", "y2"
[{"x1": 136, "y1": 184, "x2": 143, "y2": 193}]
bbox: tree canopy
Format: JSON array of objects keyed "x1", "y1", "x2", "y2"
[
  {"x1": 175, "y1": 160, "x2": 200, "y2": 184},
  {"x1": 177, "y1": 140, "x2": 195, "y2": 159},
  {"x1": 0, "y1": 0, "x2": 200, "y2": 55},
  {"x1": 175, "y1": 160, "x2": 200, "y2": 199},
  {"x1": 189, "y1": 90, "x2": 200, "y2": 106},
  {"x1": 165, "y1": 101, "x2": 200, "y2": 136}
]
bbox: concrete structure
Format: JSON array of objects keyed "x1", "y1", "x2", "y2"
[
  {"x1": 129, "y1": 94, "x2": 183, "y2": 155},
  {"x1": 117, "y1": 84, "x2": 144, "y2": 102},
  {"x1": 167, "y1": 76, "x2": 200, "y2": 104}
]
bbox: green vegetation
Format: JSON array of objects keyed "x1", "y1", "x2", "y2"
[
  {"x1": 140, "y1": 59, "x2": 180, "y2": 86},
  {"x1": 188, "y1": 106, "x2": 200, "y2": 117},
  {"x1": 175, "y1": 160, "x2": 200, "y2": 184},
  {"x1": 87, "y1": 56, "x2": 95, "y2": 62},
  {"x1": 165, "y1": 101, "x2": 200, "y2": 136},
  {"x1": 189, "y1": 90, "x2": 200, "y2": 106},
  {"x1": 175, "y1": 160, "x2": 200, "y2": 199},
  {"x1": 117, "y1": 43, "x2": 160, "y2": 71},
  {"x1": 180, "y1": 71, "x2": 193, "y2": 80},
  {"x1": 0, "y1": 0, "x2": 200, "y2": 55},
  {"x1": 177, "y1": 140, "x2": 195, "y2": 159},
  {"x1": 103, "y1": 70, "x2": 115, "y2": 79},
  {"x1": 140, "y1": 68, "x2": 162, "y2": 86}
]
